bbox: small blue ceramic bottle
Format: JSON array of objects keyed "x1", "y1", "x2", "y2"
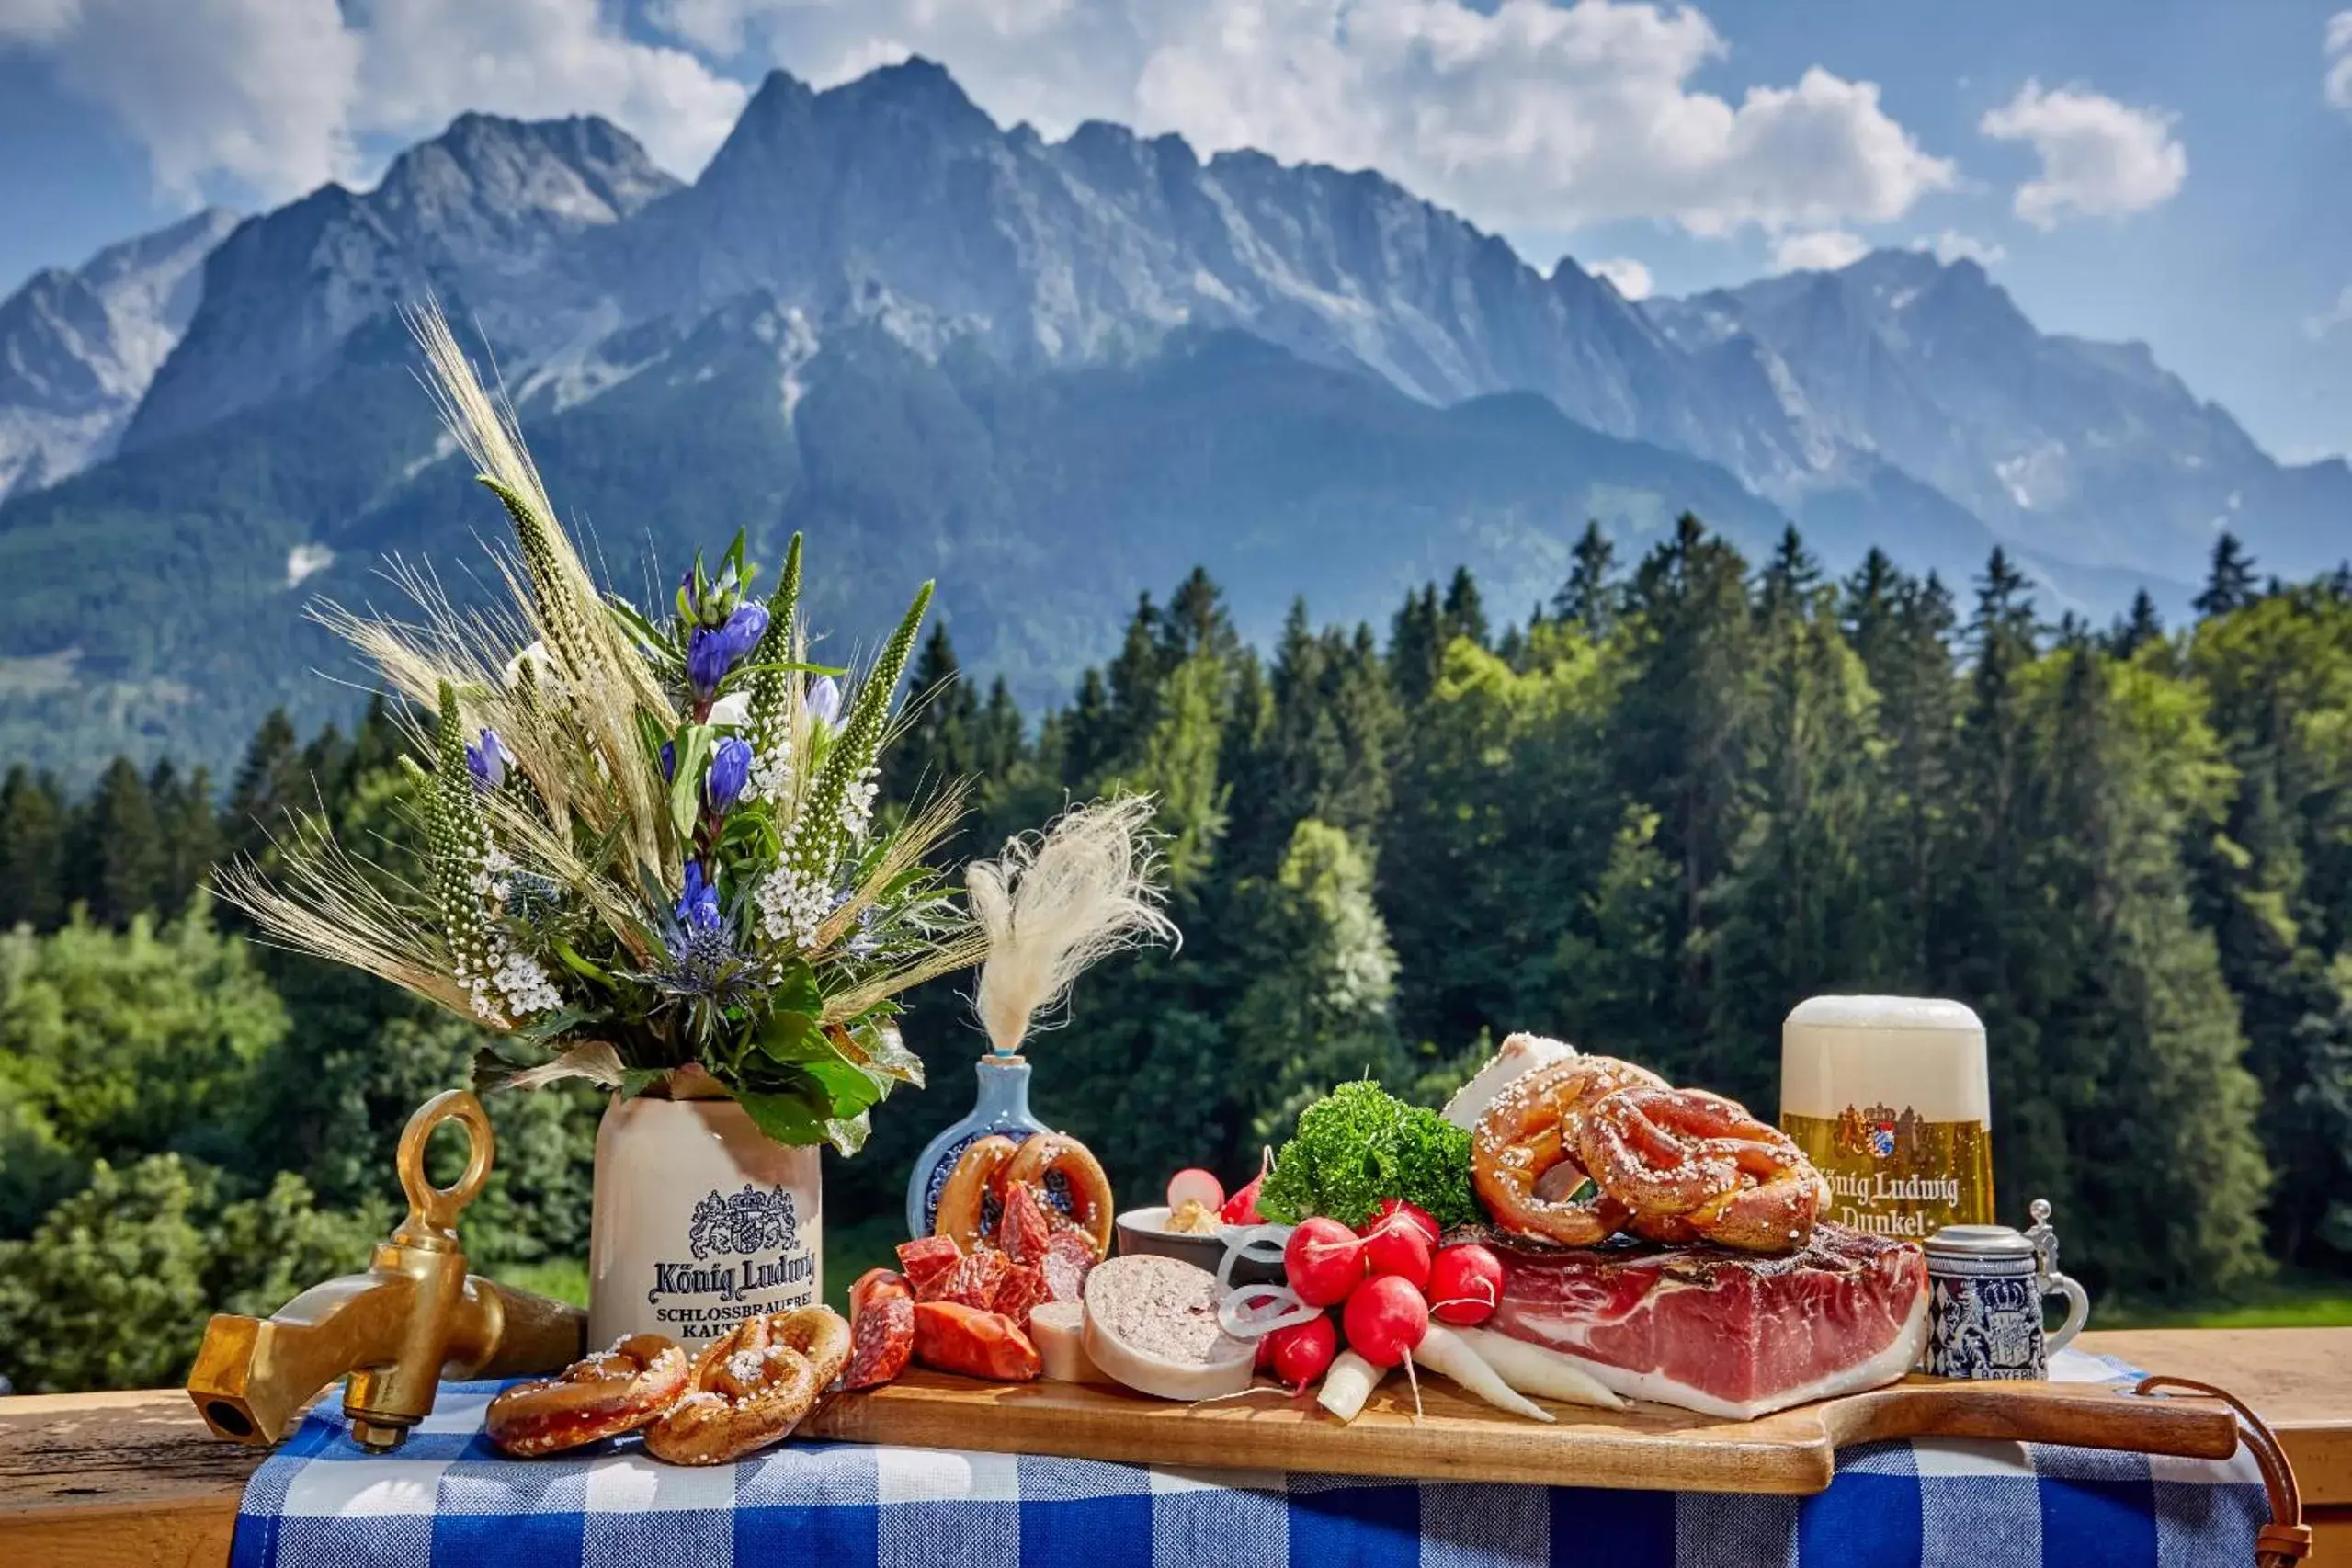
[{"x1": 905, "y1": 1051, "x2": 1050, "y2": 1238}]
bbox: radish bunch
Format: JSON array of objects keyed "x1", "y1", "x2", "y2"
[{"x1": 1263, "y1": 1202, "x2": 1503, "y2": 1388}]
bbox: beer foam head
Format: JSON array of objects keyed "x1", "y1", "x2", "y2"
[{"x1": 1780, "y1": 994, "x2": 1988, "y2": 1121}]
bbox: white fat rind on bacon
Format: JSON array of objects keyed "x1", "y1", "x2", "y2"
[
  {"x1": 1441, "y1": 1033, "x2": 1577, "y2": 1131},
  {"x1": 1491, "y1": 1284, "x2": 1928, "y2": 1420}
]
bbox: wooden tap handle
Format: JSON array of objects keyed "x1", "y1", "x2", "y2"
[
  {"x1": 2135, "y1": 1374, "x2": 2311, "y2": 1566},
  {"x1": 396, "y1": 1089, "x2": 495, "y2": 1238}
]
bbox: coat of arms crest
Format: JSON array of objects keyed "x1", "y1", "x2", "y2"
[{"x1": 687, "y1": 1183, "x2": 799, "y2": 1260}]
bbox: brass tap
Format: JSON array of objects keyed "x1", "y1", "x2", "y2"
[{"x1": 186, "y1": 1089, "x2": 586, "y2": 1453}]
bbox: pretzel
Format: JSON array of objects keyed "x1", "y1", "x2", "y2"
[
  {"x1": 642, "y1": 1307, "x2": 853, "y2": 1466},
  {"x1": 484, "y1": 1333, "x2": 691, "y2": 1457},
  {"x1": 934, "y1": 1135, "x2": 1021, "y2": 1251},
  {"x1": 1575, "y1": 1086, "x2": 1827, "y2": 1254},
  {"x1": 1001, "y1": 1133, "x2": 1115, "y2": 1258},
  {"x1": 1471, "y1": 1056, "x2": 1667, "y2": 1246}
]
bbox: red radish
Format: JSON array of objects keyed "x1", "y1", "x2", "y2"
[
  {"x1": 1283, "y1": 1217, "x2": 1365, "y2": 1307},
  {"x1": 1221, "y1": 1173, "x2": 1265, "y2": 1225},
  {"x1": 1165, "y1": 1168, "x2": 1225, "y2": 1213},
  {"x1": 1363, "y1": 1198, "x2": 1439, "y2": 1248},
  {"x1": 1359, "y1": 1216, "x2": 1434, "y2": 1291},
  {"x1": 1426, "y1": 1244, "x2": 1505, "y2": 1325},
  {"x1": 1264, "y1": 1314, "x2": 1338, "y2": 1387},
  {"x1": 1341, "y1": 1274, "x2": 1429, "y2": 1369}
]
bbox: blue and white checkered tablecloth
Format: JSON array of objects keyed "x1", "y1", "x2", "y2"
[{"x1": 230, "y1": 1360, "x2": 2270, "y2": 1568}]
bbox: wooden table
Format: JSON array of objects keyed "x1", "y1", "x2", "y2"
[{"x1": 3, "y1": 1329, "x2": 2346, "y2": 1564}]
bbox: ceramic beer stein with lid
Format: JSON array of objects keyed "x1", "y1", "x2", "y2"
[{"x1": 1924, "y1": 1199, "x2": 2091, "y2": 1379}]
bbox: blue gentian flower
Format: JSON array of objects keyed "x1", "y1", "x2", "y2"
[
  {"x1": 660, "y1": 741, "x2": 676, "y2": 781},
  {"x1": 806, "y1": 675, "x2": 842, "y2": 725},
  {"x1": 687, "y1": 626, "x2": 732, "y2": 699},
  {"x1": 676, "y1": 862, "x2": 723, "y2": 937},
  {"x1": 706, "y1": 737, "x2": 753, "y2": 813},
  {"x1": 464, "y1": 728, "x2": 508, "y2": 790},
  {"x1": 718, "y1": 607, "x2": 767, "y2": 673}
]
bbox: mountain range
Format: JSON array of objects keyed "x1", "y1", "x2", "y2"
[{"x1": 1, "y1": 59, "x2": 2342, "y2": 780}]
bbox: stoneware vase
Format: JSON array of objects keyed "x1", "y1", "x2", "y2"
[{"x1": 588, "y1": 1078, "x2": 822, "y2": 1350}]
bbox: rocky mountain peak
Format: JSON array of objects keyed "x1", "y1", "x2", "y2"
[{"x1": 0, "y1": 205, "x2": 240, "y2": 497}]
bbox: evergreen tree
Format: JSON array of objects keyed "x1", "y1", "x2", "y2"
[
  {"x1": 2196, "y1": 533, "x2": 2260, "y2": 619},
  {"x1": 1386, "y1": 585, "x2": 1445, "y2": 707},
  {"x1": 1440, "y1": 565, "x2": 1490, "y2": 650},
  {"x1": 883, "y1": 623, "x2": 980, "y2": 812},
  {"x1": 149, "y1": 761, "x2": 225, "y2": 915},
  {"x1": 2109, "y1": 589, "x2": 2165, "y2": 658},
  {"x1": 73, "y1": 758, "x2": 165, "y2": 926},
  {"x1": 0, "y1": 767, "x2": 66, "y2": 932},
  {"x1": 224, "y1": 709, "x2": 306, "y2": 864},
  {"x1": 1230, "y1": 819, "x2": 1406, "y2": 1142},
  {"x1": 1553, "y1": 520, "x2": 1619, "y2": 635},
  {"x1": 1608, "y1": 515, "x2": 1757, "y2": 1072}
]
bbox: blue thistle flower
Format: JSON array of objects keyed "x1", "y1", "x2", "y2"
[{"x1": 706, "y1": 737, "x2": 753, "y2": 814}]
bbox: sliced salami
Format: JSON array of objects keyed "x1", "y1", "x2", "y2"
[
  {"x1": 994, "y1": 1262, "x2": 1051, "y2": 1328},
  {"x1": 897, "y1": 1234, "x2": 962, "y2": 1293},
  {"x1": 944, "y1": 1246, "x2": 1014, "y2": 1312},
  {"x1": 842, "y1": 1268, "x2": 915, "y2": 1390},
  {"x1": 999, "y1": 1181, "x2": 1053, "y2": 1267},
  {"x1": 1040, "y1": 1229, "x2": 1097, "y2": 1302}
]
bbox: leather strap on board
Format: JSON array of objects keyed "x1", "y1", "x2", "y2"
[{"x1": 2134, "y1": 1375, "x2": 2311, "y2": 1566}]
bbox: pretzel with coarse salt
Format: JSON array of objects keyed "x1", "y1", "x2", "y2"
[{"x1": 642, "y1": 1306, "x2": 853, "y2": 1466}]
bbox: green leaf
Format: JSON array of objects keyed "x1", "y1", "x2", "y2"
[
  {"x1": 801, "y1": 1054, "x2": 887, "y2": 1117},
  {"x1": 736, "y1": 1085, "x2": 835, "y2": 1147},
  {"x1": 754, "y1": 1008, "x2": 824, "y2": 1062},
  {"x1": 767, "y1": 957, "x2": 822, "y2": 1016},
  {"x1": 668, "y1": 723, "x2": 716, "y2": 842}
]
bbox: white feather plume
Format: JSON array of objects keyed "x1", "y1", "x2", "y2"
[{"x1": 967, "y1": 795, "x2": 1178, "y2": 1054}]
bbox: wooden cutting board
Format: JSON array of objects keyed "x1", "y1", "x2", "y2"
[{"x1": 801, "y1": 1369, "x2": 2239, "y2": 1494}]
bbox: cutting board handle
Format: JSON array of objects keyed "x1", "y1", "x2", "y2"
[{"x1": 2136, "y1": 1375, "x2": 2309, "y2": 1567}]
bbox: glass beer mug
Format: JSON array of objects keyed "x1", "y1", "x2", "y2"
[{"x1": 1779, "y1": 996, "x2": 1994, "y2": 1244}]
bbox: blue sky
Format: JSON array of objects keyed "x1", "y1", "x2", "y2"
[{"x1": 3, "y1": 0, "x2": 2346, "y2": 462}]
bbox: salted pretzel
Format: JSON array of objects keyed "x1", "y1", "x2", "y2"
[
  {"x1": 935, "y1": 1131, "x2": 1115, "y2": 1258},
  {"x1": 642, "y1": 1306, "x2": 853, "y2": 1467},
  {"x1": 1000, "y1": 1133, "x2": 1115, "y2": 1257},
  {"x1": 1575, "y1": 1086, "x2": 1828, "y2": 1254},
  {"x1": 1471, "y1": 1055, "x2": 1668, "y2": 1246},
  {"x1": 934, "y1": 1135, "x2": 1021, "y2": 1251},
  {"x1": 484, "y1": 1333, "x2": 691, "y2": 1457}
]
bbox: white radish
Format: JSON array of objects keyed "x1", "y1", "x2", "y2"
[
  {"x1": 1316, "y1": 1349, "x2": 1387, "y2": 1423},
  {"x1": 1410, "y1": 1324, "x2": 1552, "y2": 1424},
  {"x1": 1454, "y1": 1328, "x2": 1626, "y2": 1411}
]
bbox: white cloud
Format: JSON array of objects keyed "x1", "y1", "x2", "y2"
[
  {"x1": 0, "y1": 0, "x2": 746, "y2": 202},
  {"x1": 2305, "y1": 284, "x2": 2352, "y2": 341},
  {"x1": 1978, "y1": 79, "x2": 2185, "y2": 230},
  {"x1": 1917, "y1": 229, "x2": 2005, "y2": 267},
  {"x1": 2327, "y1": 12, "x2": 2352, "y2": 110},
  {"x1": 651, "y1": 0, "x2": 1956, "y2": 241},
  {"x1": 1771, "y1": 229, "x2": 1869, "y2": 273},
  {"x1": 2, "y1": 0, "x2": 359, "y2": 200},
  {"x1": 1586, "y1": 256, "x2": 1653, "y2": 300}
]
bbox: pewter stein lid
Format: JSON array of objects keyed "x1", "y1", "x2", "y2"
[{"x1": 1924, "y1": 1222, "x2": 2035, "y2": 1260}]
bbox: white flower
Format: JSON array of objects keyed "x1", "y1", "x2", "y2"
[{"x1": 708, "y1": 691, "x2": 752, "y2": 729}]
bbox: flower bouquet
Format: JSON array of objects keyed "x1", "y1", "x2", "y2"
[{"x1": 221, "y1": 309, "x2": 990, "y2": 1334}]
